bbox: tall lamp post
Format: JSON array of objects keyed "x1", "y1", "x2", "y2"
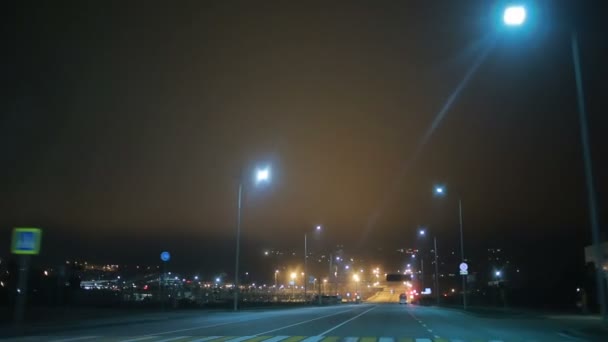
[
  {"x1": 501, "y1": 4, "x2": 606, "y2": 321},
  {"x1": 290, "y1": 272, "x2": 297, "y2": 299},
  {"x1": 304, "y1": 225, "x2": 322, "y2": 299},
  {"x1": 434, "y1": 186, "x2": 466, "y2": 310},
  {"x1": 233, "y1": 166, "x2": 271, "y2": 311},
  {"x1": 419, "y1": 228, "x2": 440, "y2": 305}
]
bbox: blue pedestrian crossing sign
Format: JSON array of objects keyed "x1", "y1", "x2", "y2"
[{"x1": 11, "y1": 228, "x2": 42, "y2": 255}]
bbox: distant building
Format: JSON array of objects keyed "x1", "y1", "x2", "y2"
[{"x1": 584, "y1": 242, "x2": 608, "y2": 272}]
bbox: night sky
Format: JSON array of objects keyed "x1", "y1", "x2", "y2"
[{"x1": 2, "y1": 1, "x2": 607, "y2": 274}]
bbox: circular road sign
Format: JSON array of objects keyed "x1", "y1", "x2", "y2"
[
  {"x1": 459, "y1": 262, "x2": 468, "y2": 271},
  {"x1": 160, "y1": 251, "x2": 171, "y2": 262}
]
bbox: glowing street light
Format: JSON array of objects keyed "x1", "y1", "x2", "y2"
[
  {"x1": 503, "y1": 5, "x2": 526, "y2": 26},
  {"x1": 304, "y1": 224, "x2": 323, "y2": 298},
  {"x1": 234, "y1": 165, "x2": 272, "y2": 311},
  {"x1": 255, "y1": 167, "x2": 270, "y2": 183}
]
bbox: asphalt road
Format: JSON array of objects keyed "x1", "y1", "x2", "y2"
[{"x1": 3, "y1": 303, "x2": 605, "y2": 342}]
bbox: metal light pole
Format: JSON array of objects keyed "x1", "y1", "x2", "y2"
[
  {"x1": 420, "y1": 258, "x2": 424, "y2": 289},
  {"x1": 274, "y1": 270, "x2": 279, "y2": 293},
  {"x1": 304, "y1": 225, "x2": 322, "y2": 299},
  {"x1": 458, "y1": 197, "x2": 467, "y2": 310},
  {"x1": 502, "y1": 5, "x2": 605, "y2": 320},
  {"x1": 304, "y1": 233, "x2": 307, "y2": 298},
  {"x1": 234, "y1": 166, "x2": 270, "y2": 311},
  {"x1": 434, "y1": 187, "x2": 467, "y2": 310},
  {"x1": 433, "y1": 236, "x2": 440, "y2": 305},
  {"x1": 233, "y1": 181, "x2": 242, "y2": 311},
  {"x1": 571, "y1": 31, "x2": 606, "y2": 321}
]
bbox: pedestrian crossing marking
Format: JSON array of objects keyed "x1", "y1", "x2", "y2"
[
  {"x1": 282, "y1": 336, "x2": 307, "y2": 342},
  {"x1": 397, "y1": 338, "x2": 414, "y2": 342},
  {"x1": 244, "y1": 337, "x2": 273, "y2": 342},
  {"x1": 208, "y1": 337, "x2": 237, "y2": 342},
  {"x1": 321, "y1": 337, "x2": 340, "y2": 342}
]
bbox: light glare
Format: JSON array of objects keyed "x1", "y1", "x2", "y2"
[{"x1": 503, "y1": 6, "x2": 526, "y2": 26}]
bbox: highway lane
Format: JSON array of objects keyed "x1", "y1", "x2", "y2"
[{"x1": 3, "y1": 303, "x2": 604, "y2": 341}]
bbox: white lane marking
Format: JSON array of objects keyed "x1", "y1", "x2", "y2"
[
  {"x1": 557, "y1": 332, "x2": 585, "y2": 341},
  {"x1": 253, "y1": 307, "x2": 361, "y2": 336},
  {"x1": 318, "y1": 305, "x2": 377, "y2": 336},
  {"x1": 433, "y1": 336, "x2": 440, "y2": 339},
  {"x1": 301, "y1": 337, "x2": 324, "y2": 342},
  {"x1": 344, "y1": 338, "x2": 359, "y2": 342},
  {"x1": 155, "y1": 337, "x2": 191, "y2": 342},
  {"x1": 260, "y1": 336, "x2": 290, "y2": 342},
  {"x1": 415, "y1": 339, "x2": 432, "y2": 342},
  {"x1": 226, "y1": 337, "x2": 255, "y2": 342},
  {"x1": 119, "y1": 337, "x2": 159, "y2": 342},
  {"x1": 49, "y1": 337, "x2": 99, "y2": 342},
  {"x1": 188, "y1": 336, "x2": 221, "y2": 342},
  {"x1": 379, "y1": 337, "x2": 394, "y2": 342}
]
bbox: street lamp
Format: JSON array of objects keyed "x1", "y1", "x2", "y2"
[
  {"x1": 290, "y1": 272, "x2": 297, "y2": 299},
  {"x1": 304, "y1": 225, "x2": 322, "y2": 299},
  {"x1": 497, "y1": 5, "x2": 606, "y2": 320},
  {"x1": 503, "y1": 5, "x2": 526, "y2": 26},
  {"x1": 353, "y1": 274, "x2": 360, "y2": 294},
  {"x1": 234, "y1": 165, "x2": 271, "y2": 311},
  {"x1": 418, "y1": 227, "x2": 439, "y2": 305},
  {"x1": 274, "y1": 270, "x2": 279, "y2": 290},
  {"x1": 433, "y1": 185, "x2": 467, "y2": 310}
]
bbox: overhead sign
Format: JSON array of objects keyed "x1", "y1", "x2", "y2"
[
  {"x1": 160, "y1": 251, "x2": 171, "y2": 262},
  {"x1": 11, "y1": 228, "x2": 42, "y2": 255},
  {"x1": 459, "y1": 262, "x2": 468, "y2": 275}
]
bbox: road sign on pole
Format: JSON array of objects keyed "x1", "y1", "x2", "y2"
[
  {"x1": 459, "y1": 262, "x2": 468, "y2": 275},
  {"x1": 11, "y1": 228, "x2": 42, "y2": 255},
  {"x1": 160, "y1": 251, "x2": 171, "y2": 262}
]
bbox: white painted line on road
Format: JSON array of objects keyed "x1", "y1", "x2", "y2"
[
  {"x1": 433, "y1": 336, "x2": 440, "y2": 339},
  {"x1": 343, "y1": 337, "x2": 359, "y2": 342},
  {"x1": 119, "y1": 336, "x2": 159, "y2": 342},
  {"x1": 414, "y1": 339, "x2": 431, "y2": 342},
  {"x1": 301, "y1": 336, "x2": 325, "y2": 342},
  {"x1": 49, "y1": 337, "x2": 99, "y2": 342},
  {"x1": 318, "y1": 305, "x2": 377, "y2": 336},
  {"x1": 253, "y1": 308, "x2": 360, "y2": 336},
  {"x1": 379, "y1": 337, "x2": 394, "y2": 342},
  {"x1": 557, "y1": 332, "x2": 585, "y2": 341},
  {"x1": 259, "y1": 336, "x2": 290, "y2": 342},
  {"x1": 188, "y1": 336, "x2": 221, "y2": 342},
  {"x1": 155, "y1": 337, "x2": 191, "y2": 342},
  {"x1": 427, "y1": 329, "x2": 433, "y2": 333}
]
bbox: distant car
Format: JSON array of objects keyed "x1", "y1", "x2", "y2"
[{"x1": 399, "y1": 293, "x2": 408, "y2": 304}]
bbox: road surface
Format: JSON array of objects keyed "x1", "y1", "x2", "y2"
[{"x1": 3, "y1": 303, "x2": 605, "y2": 342}]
